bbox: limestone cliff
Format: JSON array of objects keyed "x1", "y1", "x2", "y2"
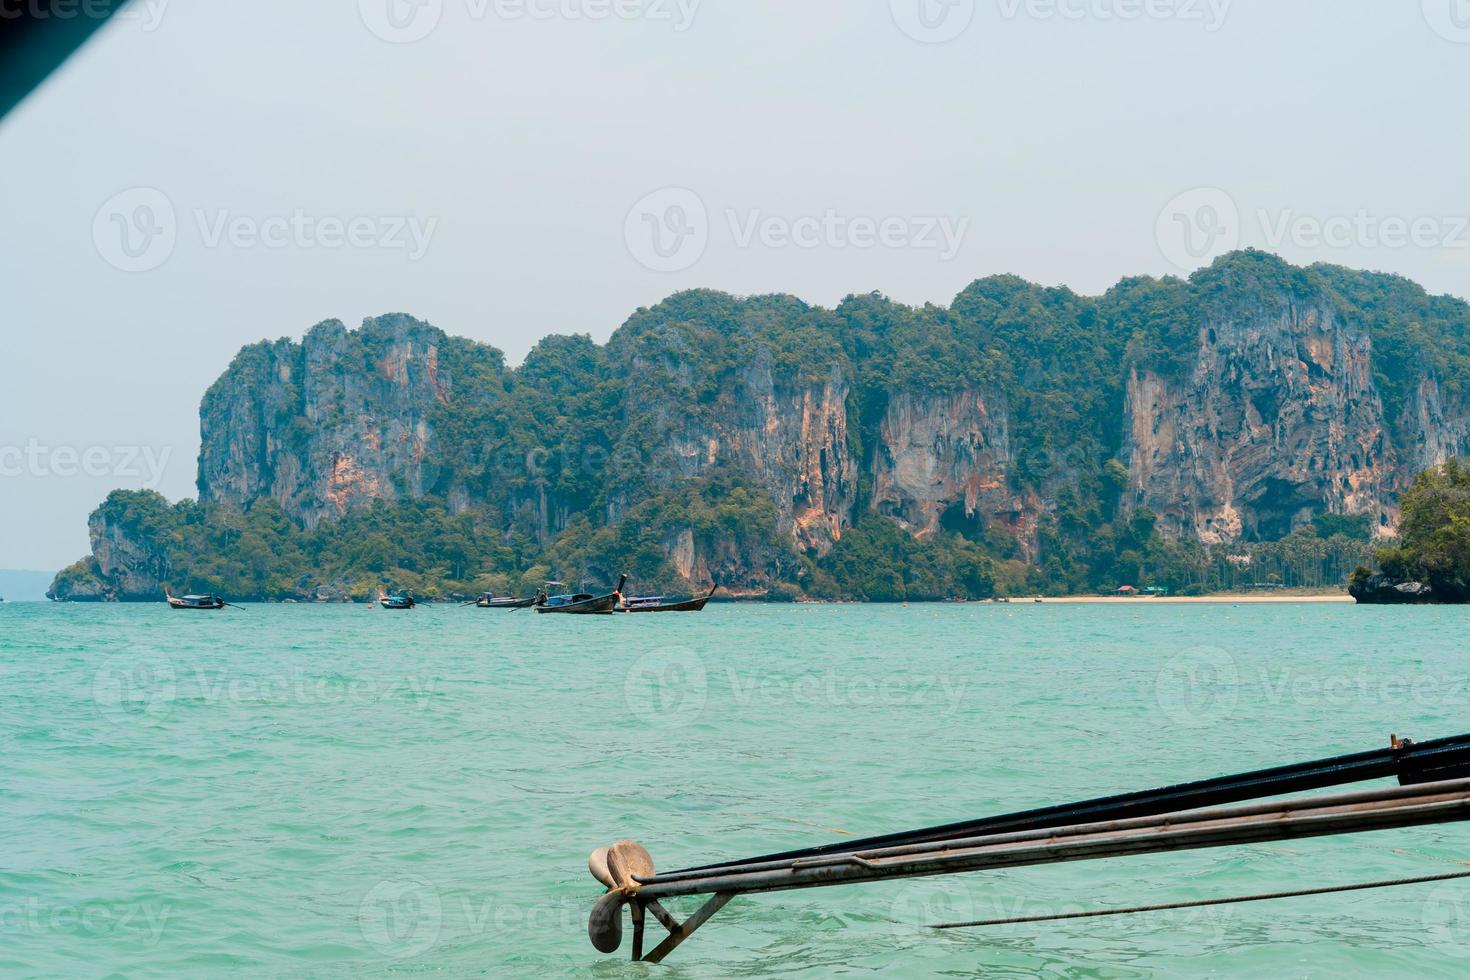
[
  {"x1": 1122, "y1": 281, "x2": 1467, "y2": 543},
  {"x1": 197, "y1": 314, "x2": 499, "y2": 526},
  {"x1": 50, "y1": 252, "x2": 1470, "y2": 601},
  {"x1": 870, "y1": 389, "x2": 1038, "y2": 551},
  {"x1": 1123, "y1": 299, "x2": 1393, "y2": 542}
]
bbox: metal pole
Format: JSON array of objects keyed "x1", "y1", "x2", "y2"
[
  {"x1": 634, "y1": 780, "x2": 1470, "y2": 901},
  {"x1": 669, "y1": 732, "x2": 1470, "y2": 876}
]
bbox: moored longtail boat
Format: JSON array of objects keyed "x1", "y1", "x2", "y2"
[
  {"x1": 620, "y1": 584, "x2": 718, "y2": 613},
  {"x1": 378, "y1": 593, "x2": 416, "y2": 610},
  {"x1": 165, "y1": 592, "x2": 226, "y2": 610},
  {"x1": 583, "y1": 732, "x2": 1470, "y2": 963},
  {"x1": 536, "y1": 576, "x2": 626, "y2": 615},
  {"x1": 476, "y1": 589, "x2": 547, "y2": 609}
]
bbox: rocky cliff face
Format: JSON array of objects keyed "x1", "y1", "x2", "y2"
[
  {"x1": 53, "y1": 252, "x2": 1470, "y2": 601},
  {"x1": 648, "y1": 362, "x2": 854, "y2": 554},
  {"x1": 198, "y1": 314, "x2": 494, "y2": 527},
  {"x1": 871, "y1": 389, "x2": 1038, "y2": 551},
  {"x1": 1124, "y1": 298, "x2": 1395, "y2": 542},
  {"x1": 1122, "y1": 289, "x2": 1469, "y2": 543},
  {"x1": 1403, "y1": 377, "x2": 1470, "y2": 477}
]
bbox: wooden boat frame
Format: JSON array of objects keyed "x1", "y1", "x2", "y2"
[
  {"x1": 620, "y1": 584, "x2": 718, "y2": 613},
  {"x1": 585, "y1": 732, "x2": 1470, "y2": 963},
  {"x1": 536, "y1": 576, "x2": 626, "y2": 615},
  {"x1": 476, "y1": 590, "x2": 546, "y2": 609},
  {"x1": 166, "y1": 592, "x2": 225, "y2": 610}
]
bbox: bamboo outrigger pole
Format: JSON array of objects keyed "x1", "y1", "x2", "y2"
[{"x1": 586, "y1": 733, "x2": 1470, "y2": 963}]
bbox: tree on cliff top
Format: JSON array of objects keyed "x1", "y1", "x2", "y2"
[{"x1": 1364, "y1": 458, "x2": 1470, "y2": 600}]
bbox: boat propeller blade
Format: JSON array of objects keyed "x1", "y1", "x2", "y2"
[
  {"x1": 587, "y1": 889, "x2": 626, "y2": 954},
  {"x1": 588, "y1": 847, "x2": 616, "y2": 889},
  {"x1": 607, "y1": 839, "x2": 655, "y2": 890}
]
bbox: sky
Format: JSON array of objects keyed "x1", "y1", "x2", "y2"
[{"x1": 2, "y1": 0, "x2": 1468, "y2": 572}]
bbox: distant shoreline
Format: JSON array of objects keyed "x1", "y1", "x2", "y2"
[{"x1": 1024, "y1": 593, "x2": 1352, "y2": 604}]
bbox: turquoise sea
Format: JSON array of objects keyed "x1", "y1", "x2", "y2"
[{"x1": 4, "y1": 600, "x2": 1470, "y2": 977}]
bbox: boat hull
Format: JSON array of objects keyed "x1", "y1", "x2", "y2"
[
  {"x1": 535, "y1": 594, "x2": 619, "y2": 614},
  {"x1": 166, "y1": 596, "x2": 225, "y2": 610},
  {"x1": 621, "y1": 585, "x2": 718, "y2": 613}
]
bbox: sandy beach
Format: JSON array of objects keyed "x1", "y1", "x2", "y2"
[{"x1": 1029, "y1": 592, "x2": 1353, "y2": 604}]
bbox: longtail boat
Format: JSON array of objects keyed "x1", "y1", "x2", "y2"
[
  {"x1": 536, "y1": 576, "x2": 625, "y2": 615},
  {"x1": 584, "y1": 732, "x2": 1470, "y2": 963},
  {"x1": 165, "y1": 592, "x2": 226, "y2": 610},
  {"x1": 620, "y1": 584, "x2": 718, "y2": 613},
  {"x1": 477, "y1": 589, "x2": 547, "y2": 609},
  {"x1": 379, "y1": 594, "x2": 416, "y2": 610}
]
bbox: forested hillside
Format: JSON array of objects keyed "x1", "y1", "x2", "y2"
[{"x1": 51, "y1": 251, "x2": 1470, "y2": 601}]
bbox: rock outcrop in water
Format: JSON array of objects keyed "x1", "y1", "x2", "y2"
[{"x1": 50, "y1": 251, "x2": 1470, "y2": 601}]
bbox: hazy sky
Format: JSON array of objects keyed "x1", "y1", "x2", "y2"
[{"x1": 3, "y1": 0, "x2": 1468, "y2": 571}]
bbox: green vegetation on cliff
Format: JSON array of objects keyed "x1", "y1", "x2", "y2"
[
  {"x1": 1353, "y1": 459, "x2": 1470, "y2": 603},
  {"x1": 52, "y1": 251, "x2": 1468, "y2": 602}
]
